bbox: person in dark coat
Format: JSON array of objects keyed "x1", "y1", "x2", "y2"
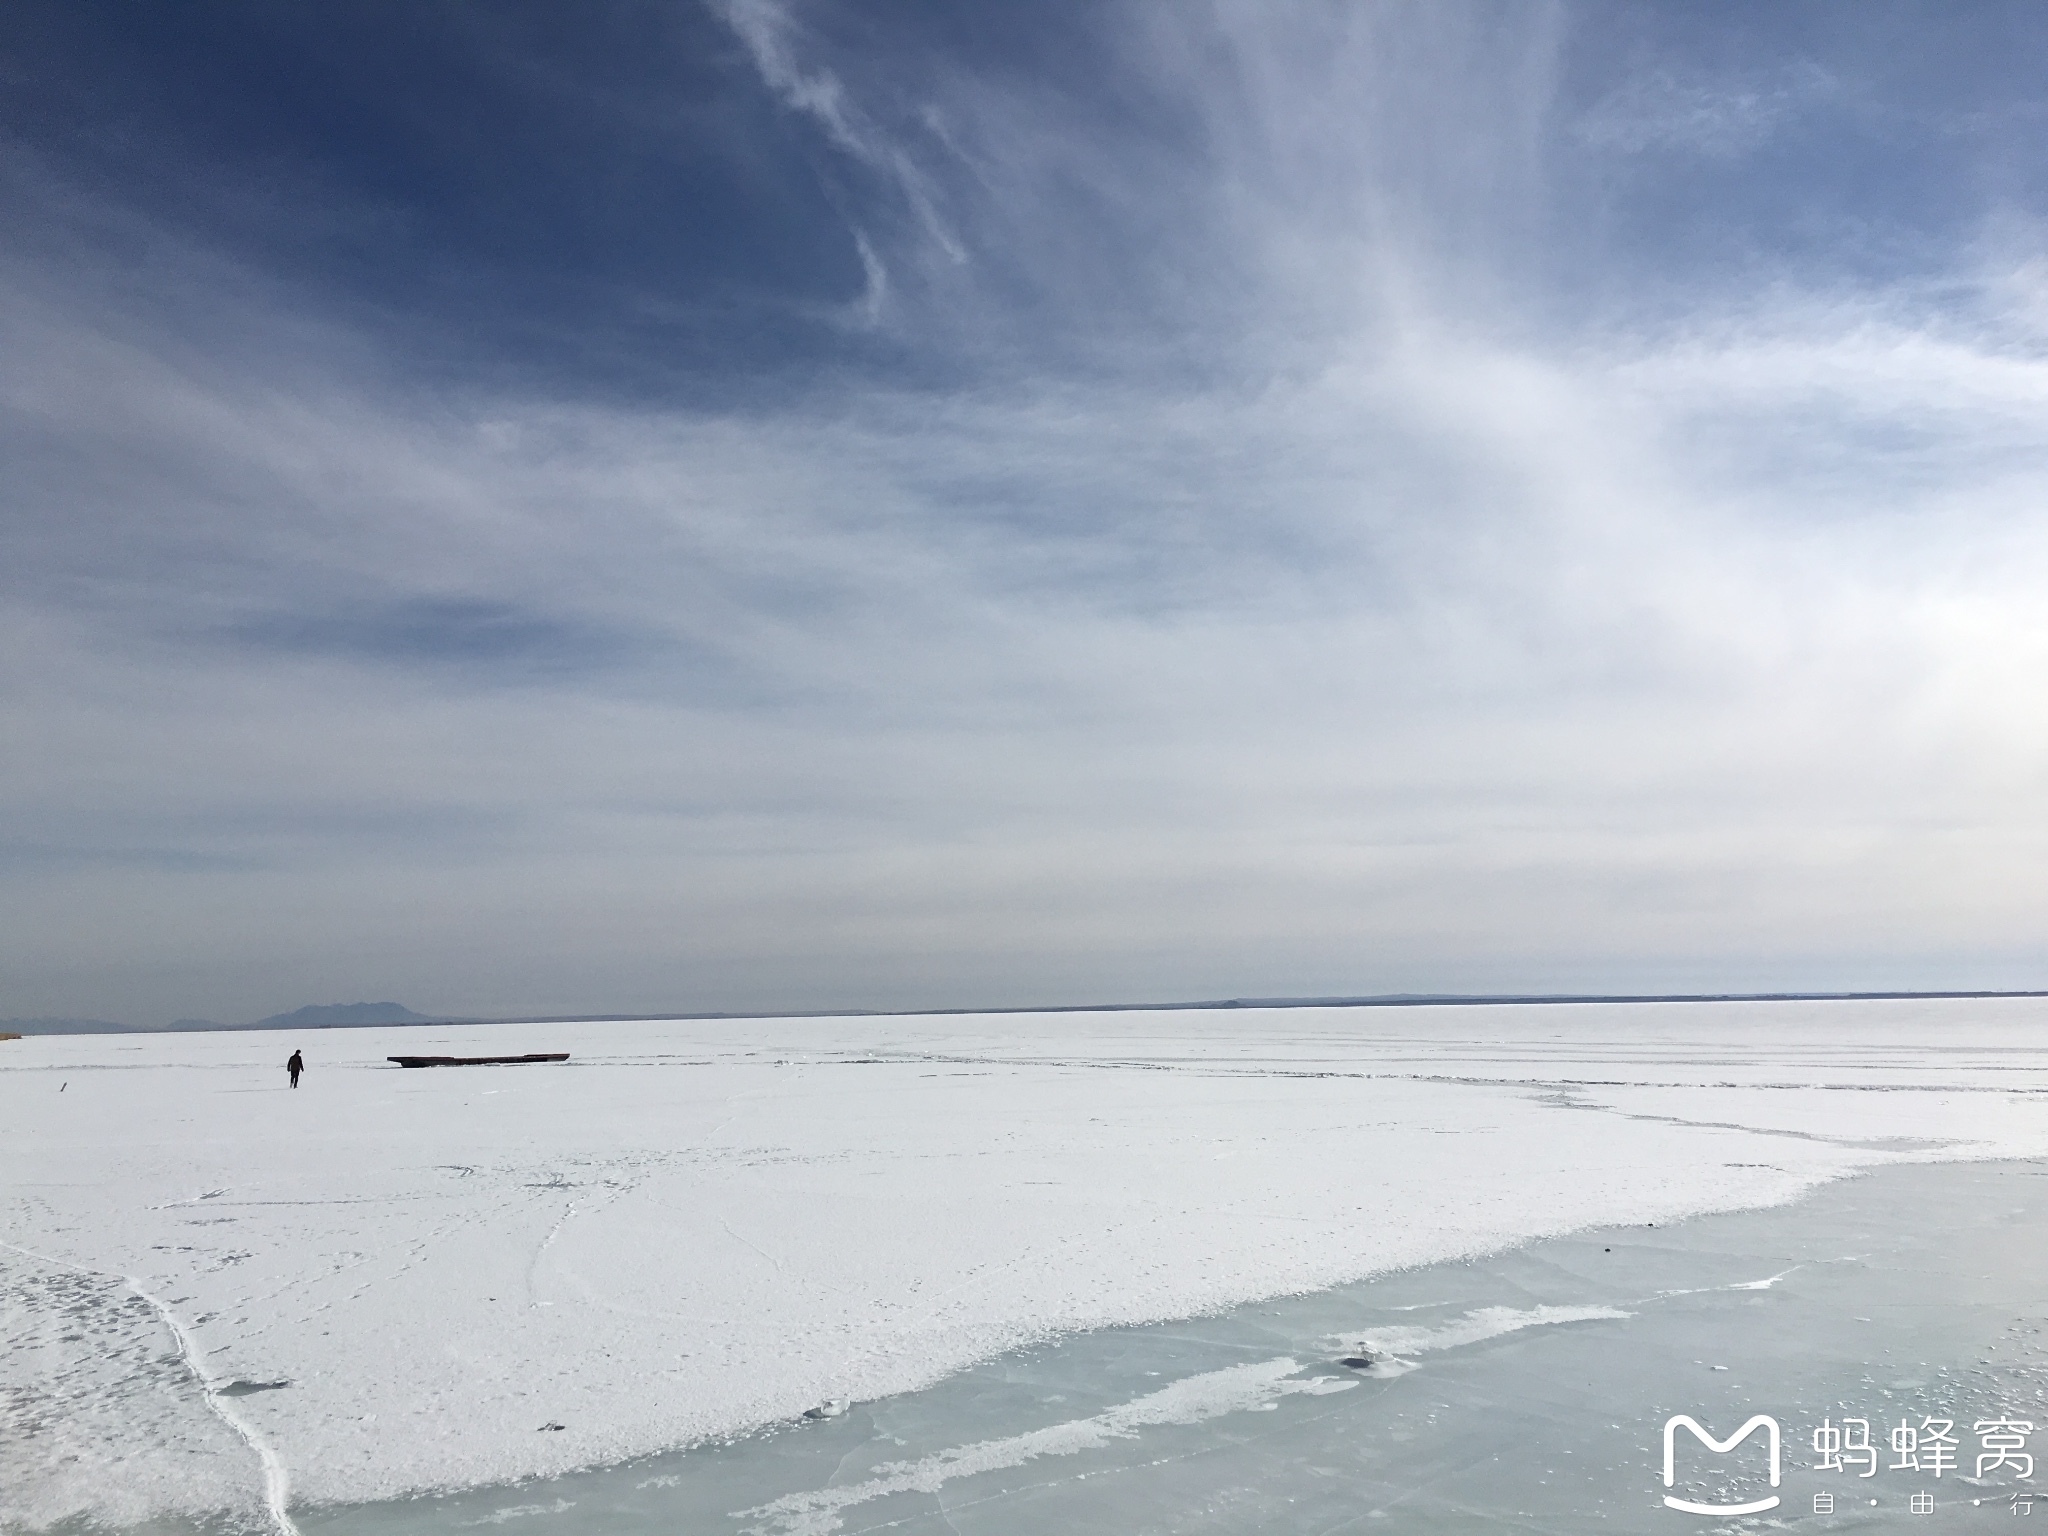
[{"x1": 287, "y1": 1049, "x2": 304, "y2": 1088}]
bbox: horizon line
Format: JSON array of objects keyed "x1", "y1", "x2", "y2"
[{"x1": 12, "y1": 987, "x2": 2048, "y2": 1035}]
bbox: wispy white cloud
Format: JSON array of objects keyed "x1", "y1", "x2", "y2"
[{"x1": 713, "y1": 0, "x2": 966, "y2": 272}]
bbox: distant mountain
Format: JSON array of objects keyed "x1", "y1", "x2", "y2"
[
  {"x1": 241, "y1": 1002, "x2": 433, "y2": 1030},
  {"x1": 1, "y1": 1004, "x2": 445, "y2": 1035},
  {"x1": 0, "y1": 1017, "x2": 139, "y2": 1035}
]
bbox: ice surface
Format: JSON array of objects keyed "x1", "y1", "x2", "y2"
[
  {"x1": 731, "y1": 1356, "x2": 1360, "y2": 1536},
  {"x1": 8, "y1": 998, "x2": 2048, "y2": 1530},
  {"x1": 300, "y1": 1157, "x2": 2048, "y2": 1534}
]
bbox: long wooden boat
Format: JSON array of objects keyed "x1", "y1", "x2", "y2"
[{"x1": 387, "y1": 1052, "x2": 569, "y2": 1068}]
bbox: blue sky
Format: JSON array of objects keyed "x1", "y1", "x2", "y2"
[{"x1": 6, "y1": 2, "x2": 2048, "y2": 1023}]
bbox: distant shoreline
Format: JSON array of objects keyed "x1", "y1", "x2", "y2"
[{"x1": 8, "y1": 987, "x2": 2047, "y2": 1036}]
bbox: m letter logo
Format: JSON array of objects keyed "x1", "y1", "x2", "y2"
[{"x1": 1662, "y1": 1415, "x2": 1782, "y2": 1515}]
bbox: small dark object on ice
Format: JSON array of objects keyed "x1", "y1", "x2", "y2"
[
  {"x1": 388, "y1": 1053, "x2": 570, "y2": 1068},
  {"x1": 1339, "y1": 1352, "x2": 1378, "y2": 1369},
  {"x1": 804, "y1": 1398, "x2": 850, "y2": 1420},
  {"x1": 218, "y1": 1379, "x2": 291, "y2": 1396},
  {"x1": 538, "y1": 1422, "x2": 566, "y2": 1432}
]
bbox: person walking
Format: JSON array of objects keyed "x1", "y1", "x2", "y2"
[{"x1": 287, "y1": 1049, "x2": 304, "y2": 1089}]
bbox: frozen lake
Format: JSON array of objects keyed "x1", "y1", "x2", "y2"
[
  {"x1": 8, "y1": 999, "x2": 2048, "y2": 1531},
  {"x1": 297, "y1": 1156, "x2": 2048, "y2": 1535}
]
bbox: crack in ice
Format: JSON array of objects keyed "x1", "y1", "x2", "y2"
[
  {"x1": 0, "y1": 1240, "x2": 299, "y2": 1536},
  {"x1": 732, "y1": 1356, "x2": 1354, "y2": 1536}
]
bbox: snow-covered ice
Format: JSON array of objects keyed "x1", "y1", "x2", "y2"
[
  {"x1": 7, "y1": 997, "x2": 2048, "y2": 1530},
  {"x1": 290, "y1": 1156, "x2": 2048, "y2": 1536}
]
